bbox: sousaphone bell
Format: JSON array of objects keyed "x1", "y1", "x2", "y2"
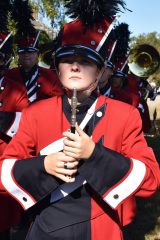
[{"x1": 128, "y1": 44, "x2": 160, "y2": 77}]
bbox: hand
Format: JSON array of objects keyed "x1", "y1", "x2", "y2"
[
  {"x1": 44, "y1": 152, "x2": 79, "y2": 182},
  {"x1": 63, "y1": 123, "x2": 95, "y2": 160}
]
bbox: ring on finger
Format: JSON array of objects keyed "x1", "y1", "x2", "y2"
[{"x1": 64, "y1": 162, "x2": 68, "y2": 169}]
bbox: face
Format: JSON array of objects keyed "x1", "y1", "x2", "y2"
[
  {"x1": 111, "y1": 76, "x2": 123, "y2": 89},
  {"x1": 99, "y1": 66, "x2": 113, "y2": 88},
  {"x1": 18, "y1": 51, "x2": 38, "y2": 71},
  {"x1": 58, "y1": 56, "x2": 100, "y2": 92}
]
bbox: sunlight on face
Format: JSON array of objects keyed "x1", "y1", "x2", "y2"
[{"x1": 58, "y1": 56, "x2": 100, "y2": 91}]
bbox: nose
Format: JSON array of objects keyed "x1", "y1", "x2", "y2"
[{"x1": 71, "y1": 62, "x2": 80, "y2": 72}]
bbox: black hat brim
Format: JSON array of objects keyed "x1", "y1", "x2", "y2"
[
  {"x1": 18, "y1": 47, "x2": 39, "y2": 54},
  {"x1": 55, "y1": 45, "x2": 104, "y2": 68},
  {"x1": 113, "y1": 70, "x2": 127, "y2": 78}
]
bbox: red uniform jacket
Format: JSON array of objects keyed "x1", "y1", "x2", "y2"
[
  {"x1": 127, "y1": 74, "x2": 151, "y2": 133},
  {"x1": 0, "y1": 67, "x2": 62, "y2": 231},
  {"x1": 101, "y1": 84, "x2": 140, "y2": 108},
  {"x1": 0, "y1": 66, "x2": 63, "y2": 231},
  {"x1": 0, "y1": 76, "x2": 29, "y2": 231},
  {"x1": 127, "y1": 73, "x2": 139, "y2": 96},
  {"x1": 109, "y1": 87, "x2": 134, "y2": 106},
  {"x1": 5, "y1": 66, "x2": 63, "y2": 101},
  {"x1": 123, "y1": 86, "x2": 140, "y2": 108},
  {"x1": 0, "y1": 76, "x2": 29, "y2": 112},
  {"x1": 0, "y1": 76, "x2": 29, "y2": 158},
  {"x1": 0, "y1": 95, "x2": 159, "y2": 239}
]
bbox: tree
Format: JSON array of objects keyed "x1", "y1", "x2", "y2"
[
  {"x1": 130, "y1": 32, "x2": 160, "y2": 52},
  {"x1": 30, "y1": 0, "x2": 66, "y2": 29}
]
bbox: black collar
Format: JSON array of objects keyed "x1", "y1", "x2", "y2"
[
  {"x1": 20, "y1": 65, "x2": 38, "y2": 81},
  {"x1": 62, "y1": 94, "x2": 96, "y2": 125}
]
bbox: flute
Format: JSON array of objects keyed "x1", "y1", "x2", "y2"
[{"x1": 70, "y1": 88, "x2": 77, "y2": 133}]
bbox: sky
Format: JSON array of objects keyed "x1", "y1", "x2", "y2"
[
  {"x1": 118, "y1": 0, "x2": 160, "y2": 36},
  {"x1": 43, "y1": 0, "x2": 160, "y2": 37}
]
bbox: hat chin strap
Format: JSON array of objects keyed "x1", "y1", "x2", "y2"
[
  {"x1": 65, "y1": 66, "x2": 105, "y2": 102},
  {"x1": 95, "y1": 67, "x2": 105, "y2": 84},
  {"x1": 71, "y1": 66, "x2": 105, "y2": 93}
]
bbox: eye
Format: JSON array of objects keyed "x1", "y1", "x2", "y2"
[
  {"x1": 60, "y1": 58, "x2": 74, "y2": 64},
  {"x1": 79, "y1": 59, "x2": 94, "y2": 65}
]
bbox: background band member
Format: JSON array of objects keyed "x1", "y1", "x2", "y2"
[
  {"x1": 6, "y1": 0, "x2": 63, "y2": 103},
  {"x1": 0, "y1": 1, "x2": 29, "y2": 238}
]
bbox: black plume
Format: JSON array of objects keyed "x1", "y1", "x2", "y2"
[
  {"x1": 65, "y1": 0, "x2": 127, "y2": 26},
  {"x1": 0, "y1": 0, "x2": 12, "y2": 32},
  {"x1": 12, "y1": 0, "x2": 35, "y2": 37},
  {"x1": 112, "y1": 22, "x2": 131, "y2": 60}
]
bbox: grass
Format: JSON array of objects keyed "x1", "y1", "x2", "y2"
[{"x1": 123, "y1": 121, "x2": 160, "y2": 240}]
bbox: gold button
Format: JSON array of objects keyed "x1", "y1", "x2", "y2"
[{"x1": 113, "y1": 194, "x2": 119, "y2": 199}]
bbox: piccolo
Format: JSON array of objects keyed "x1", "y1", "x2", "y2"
[{"x1": 70, "y1": 88, "x2": 77, "y2": 133}]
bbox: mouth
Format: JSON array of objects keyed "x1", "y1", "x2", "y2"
[{"x1": 69, "y1": 76, "x2": 81, "y2": 79}]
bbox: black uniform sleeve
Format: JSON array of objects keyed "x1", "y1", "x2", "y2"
[
  {"x1": 13, "y1": 155, "x2": 60, "y2": 201},
  {"x1": 78, "y1": 143, "x2": 131, "y2": 196}
]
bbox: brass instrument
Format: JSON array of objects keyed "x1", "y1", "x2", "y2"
[
  {"x1": 128, "y1": 44, "x2": 160, "y2": 78},
  {"x1": 40, "y1": 49, "x2": 53, "y2": 67},
  {"x1": 71, "y1": 88, "x2": 77, "y2": 133},
  {"x1": 39, "y1": 41, "x2": 55, "y2": 68}
]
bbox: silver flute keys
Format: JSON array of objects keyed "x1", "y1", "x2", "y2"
[{"x1": 70, "y1": 88, "x2": 77, "y2": 133}]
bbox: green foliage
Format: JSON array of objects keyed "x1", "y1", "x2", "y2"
[
  {"x1": 39, "y1": 30, "x2": 51, "y2": 45},
  {"x1": 130, "y1": 32, "x2": 160, "y2": 51},
  {"x1": 30, "y1": 0, "x2": 66, "y2": 28}
]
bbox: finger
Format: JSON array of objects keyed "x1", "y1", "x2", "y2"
[
  {"x1": 63, "y1": 131, "x2": 78, "y2": 141},
  {"x1": 56, "y1": 167, "x2": 77, "y2": 176},
  {"x1": 56, "y1": 173, "x2": 76, "y2": 183},
  {"x1": 63, "y1": 150, "x2": 80, "y2": 159},
  {"x1": 63, "y1": 138, "x2": 78, "y2": 148},
  {"x1": 75, "y1": 123, "x2": 86, "y2": 136},
  {"x1": 59, "y1": 155, "x2": 76, "y2": 162},
  {"x1": 59, "y1": 161, "x2": 79, "y2": 169}
]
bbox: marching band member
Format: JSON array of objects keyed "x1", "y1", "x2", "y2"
[
  {"x1": 0, "y1": 1, "x2": 159, "y2": 240},
  {"x1": 6, "y1": 0, "x2": 63, "y2": 103},
  {"x1": 99, "y1": 23, "x2": 140, "y2": 107},
  {"x1": 0, "y1": 1, "x2": 29, "y2": 238}
]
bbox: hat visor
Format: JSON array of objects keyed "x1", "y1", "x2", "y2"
[
  {"x1": 113, "y1": 70, "x2": 127, "y2": 78},
  {"x1": 18, "y1": 47, "x2": 39, "y2": 54},
  {"x1": 105, "y1": 60, "x2": 114, "y2": 70},
  {"x1": 55, "y1": 45, "x2": 104, "y2": 68}
]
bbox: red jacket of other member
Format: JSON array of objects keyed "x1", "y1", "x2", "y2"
[{"x1": 5, "y1": 66, "x2": 64, "y2": 101}]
